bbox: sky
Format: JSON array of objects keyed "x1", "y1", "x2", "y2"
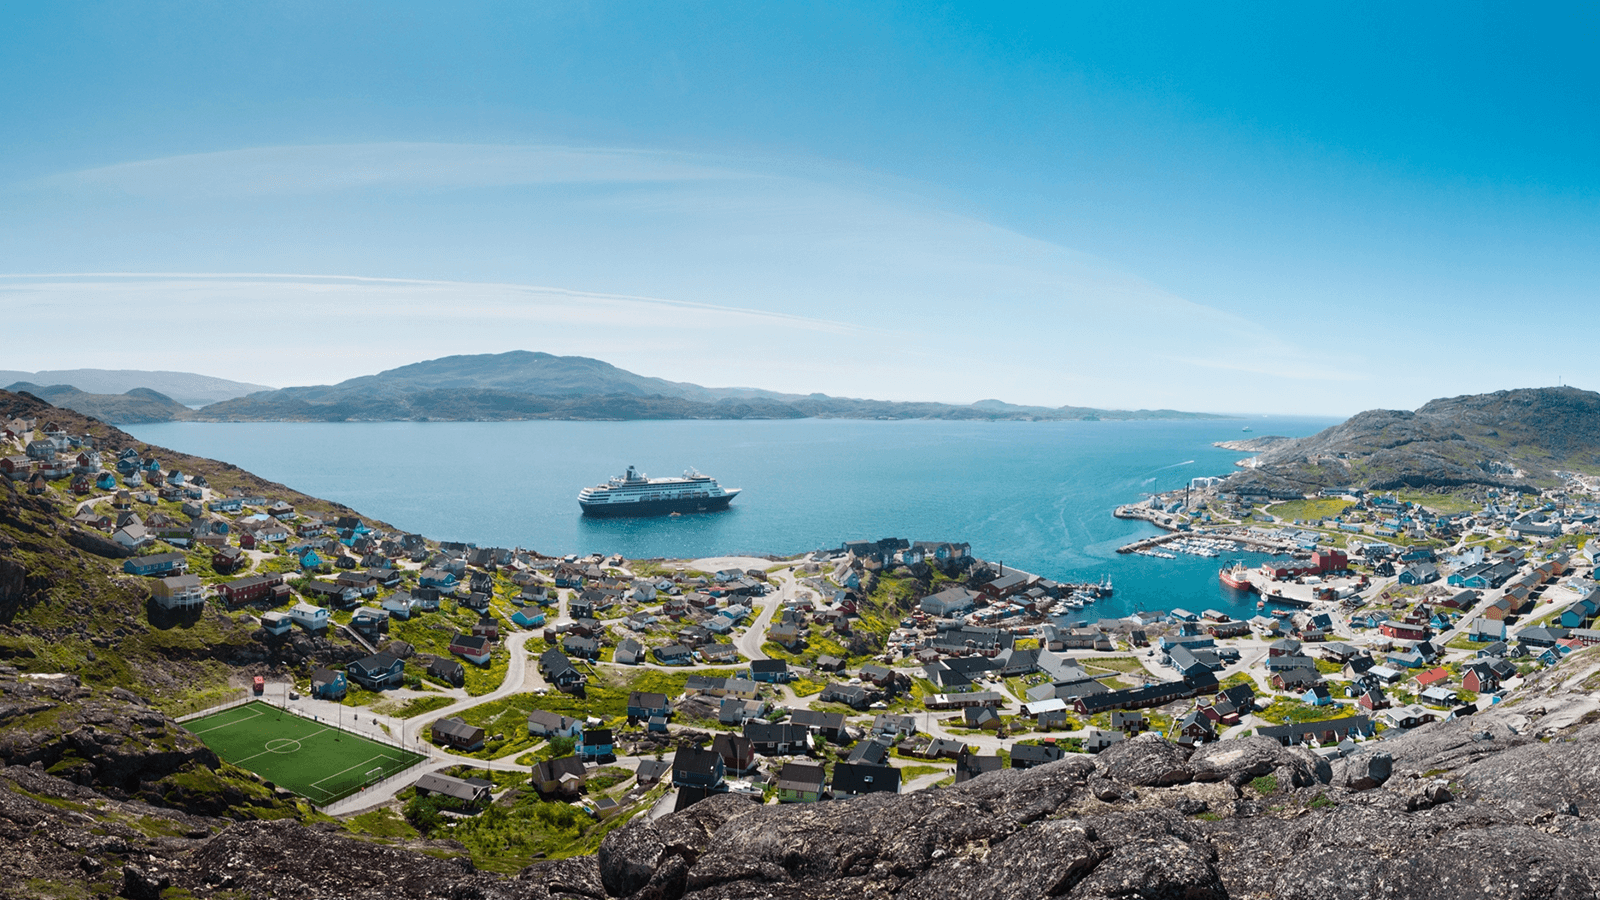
[{"x1": 1, "y1": 2, "x2": 1597, "y2": 415}]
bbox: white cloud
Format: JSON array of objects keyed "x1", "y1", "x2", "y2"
[{"x1": 1, "y1": 143, "x2": 1370, "y2": 410}]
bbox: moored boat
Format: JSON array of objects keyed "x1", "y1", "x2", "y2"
[{"x1": 1219, "y1": 560, "x2": 1256, "y2": 592}]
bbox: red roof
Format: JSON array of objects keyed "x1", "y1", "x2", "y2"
[{"x1": 1415, "y1": 667, "x2": 1449, "y2": 687}]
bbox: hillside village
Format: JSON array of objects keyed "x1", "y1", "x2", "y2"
[{"x1": 4, "y1": 402, "x2": 1600, "y2": 874}]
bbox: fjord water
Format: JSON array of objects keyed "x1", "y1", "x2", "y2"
[{"x1": 128, "y1": 417, "x2": 1337, "y2": 619}]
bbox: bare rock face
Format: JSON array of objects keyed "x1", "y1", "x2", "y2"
[
  {"x1": 1092, "y1": 733, "x2": 1193, "y2": 787},
  {"x1": 1189, "y1": 735, "x2": 1329, "y2": 788},
  {"x1": 1329, "y1": 750, "x2": 1392, "y2": 791}
]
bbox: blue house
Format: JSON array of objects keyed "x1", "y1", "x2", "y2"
[
  {"x1": 578, "y1": 728, "x2": 614, "y2": 761},
  {"x1": 420, "y1": 568, "x2": 458, "y2": 590},
  {"x1": 300, "y1": 550, "x2": 323, "y2": 569},
  {"x1": 1301, "y1": 684, "x2": 1333, "y2": 706},
  {"x1": 310, "y1": 667, "x2": 347, "y2": 700},
  {"x1": 95, "y1": 472, "x2": 117, "y2": 490},
  {"x1": 123, "y1": 553, "x2": 187, "y2": 577},
  {"x1": 511, "y1": 608, "x2": 546, "y2": 628},
  {"x1": 1560, "y1": 600, "x2": 1597, "y2": 629},
  {"x1": 749, "y1": 659, "x2": 790, "y2": 683}
]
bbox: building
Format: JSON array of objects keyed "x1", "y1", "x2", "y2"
[
  {"x1": 414, "y1": 773, "x2": 492, "y2": 808},
  {"x1": 776, "y1": 761, "x2": 826, "y2": 803},
  {"x1": 831, "y1": 762, "x2": 900, "y2": 797},
  {"x1": 431, "y1": 716, "x2": 486, "y2": 751},
  {"x1": 150, "y1": 574, "x2": 207, "y2": 610},
  {"x1": 346, "y1": 652, "x2": 405, "y2": 690}
]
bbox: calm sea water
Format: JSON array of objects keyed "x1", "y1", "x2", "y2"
[{"x1": 127, "y1": 416, "x2": 1337, "y2": 620}]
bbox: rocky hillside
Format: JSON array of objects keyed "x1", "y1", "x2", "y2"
[
  {"x1": 8, "y1": 646, "x2": 1600, "y2": 898},
  {"x1": 4, "y1": 383, "x2": 195, "y2": 425},
  {"x1": 1229, "y1": 386, "x2": 1600, "y2": 494}
]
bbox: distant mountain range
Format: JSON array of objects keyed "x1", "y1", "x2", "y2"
[
  {"x1": 13, "y1": 351, "x2": 1223, "y2": 423},
  {"x1": 2, "y1": 383, "x2": 195, "y2": 425},
  {"x1": 0, "y1": 369, "x2": 269, "y2": 405},
  {"x1": 1226, "y1": 386, "x2": 1600, "y2": 494}
]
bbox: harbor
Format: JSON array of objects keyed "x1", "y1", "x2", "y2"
[{"x1": 1115, "y1": 528, "x2": 1300, "y2": 556}]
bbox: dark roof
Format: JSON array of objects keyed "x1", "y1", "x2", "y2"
[
  {"x1": 1009, "y1": 743, "x2": 1065, "y2": 766},
  {"x1": 831, "y1": 762, "x2": 900, "y2": 795},
  {"x1": 672, "y1": 746, "x2": 723, "y2": 777}
]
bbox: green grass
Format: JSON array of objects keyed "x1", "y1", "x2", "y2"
[
  {"x1": 1255, "y1": 699, "x2": 1352, "y2": 726},
  {"x1": 1266, "y1": 498, "x2": 1355, "y2": 522},
  {"x1": 186, "y1": 702, "x2": 426, "y2": 805},
  {"x1": 386, "y1": 695, "x2": 457, "y2": 719}
]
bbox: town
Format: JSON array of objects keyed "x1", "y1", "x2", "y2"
[{"x1": 5, "y1": 410, "x2": 1598, "y2": 860}]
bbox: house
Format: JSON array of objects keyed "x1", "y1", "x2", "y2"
[
  {"x1": 301, "y1": 580, "x2": 360, "y2": 608},
  {"x1": 1009, "y1": 742, "x2": 1065, "y2": 769},
  {"x1": 653, "y1": 644, "x2": 693, "y2": 665},
  {"x1": 288, "y1": 602, "x2": 330, "y2": 631},
  {"x1": 628, "y1": 691, "x2": 671, "y2": 720},
  {"x1": 427, "y1": 657, "x2": 465, "y2": 687},
  {"x1": 531, "y1": 755, "x2": 588, "y2": 796},
  {"x1": 1301, "y1": 684, "x2": 1333, "y2": 706},
  {"x1": 819, "y1": 682, "x2": 873, "y2": 709},
  {"x1": 790, "y1": 709, "x2": 848, "y2": 742},
  {"x1": 1379, "y1": 705, "x2": 1438, "y2": 729},
  {"x1": 1356, "y1": 686, "x2": 1388, "y2": 710},
  {"x1": 150, "y1": 574, "x2": 207, "y2": 611},
  {"x1": 346, "y1": 652, "x2": 405, "y2": 690},
  {"x1": 579, "y1": 728, "x2": 614, "y2": 761},
  {"x1": 431, "y1": 716, "x2": 486, "y2": 751},
  {"x1": 953, "y1": 749, "x2": 1004, "y2": 783},
  {"x1": 1084, "y1": 728, "x2": 1124, "y2": 753},
  {"x1": 776, "y1": 761, "x2": 826, "y2": 802},
  {"x1": 1256, "y1": 715, "x2": 1373, "y2": 746},
  {"x1": 1420, "y1": 686, "x2": 1458, "y2": 706},
  {"x1": 1397, "y1": 562, "x2": 1440, "y2": 585},
  {"x1": 539, "y1": 648, "x2": 587, "y2": 691},
  {"x1": 1469, "y1": 618, "x2": 1507, "y2": 642},
  {"x1": 351, "y1": 606, "x2": 389, "y2": 637},
  {"x1": 743, "y1": 721, "x2": 811, "y2": 755},
  {"x1": 747, "y1": 658, "x2": 790, "y2": 683},
  {"x1": 1461, "y1": 663, "x2": 1501, "y2": 694},
  {"x1": 871, "y1": 713, "x2": 917, "y2": 740},
  {"x1": 635, "y1": 759, "x2": 671, "y2": 786},
  {"x1": 919, "y1": 586, "x2": 980, "y2": 617},
  {"x1": 450, "y1": 633, "x2": 493, "y2": 666},
  {"x1": 832, "y1": 761, "x2": 901, "y2": 797},
  {"x1": 712, "y1": 733, "x2": 757, "y2": 774},
  {"x1": 562, "y1": 634, "x2": 601, "y2": 660},
  {"x1": 414, "y1": 773, "x2": 492, "y2": 808},
  {"x1": 614, "y1": 638, "x2": 645, "y2": 666},
  {"x1": 672, "y1": 746, "x2": 727, "y2": 791},
  {"x1": 123, "y1": 552, "x2": 187, "y2": 577},
  {"x1": 310, "y1": 667, "x2": 347, "y2": 700},
  {"x1": 1171, "y1": 710, "x2": 1216, "y2": 746},
  {"x1": 259, "y1": 611, "x2": 292, "y2": 635},
  {"x1": 1415, "y1": 667, "x2": 1450, "y2": 689}
]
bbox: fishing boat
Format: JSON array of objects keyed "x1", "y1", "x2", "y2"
[{"x1": 1219, "y1": 560, "x2": 1256, "y2": 592}]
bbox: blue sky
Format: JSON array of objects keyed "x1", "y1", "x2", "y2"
[{"x1": 2, "y1": 2, "x2": 1596, "y2": 414}]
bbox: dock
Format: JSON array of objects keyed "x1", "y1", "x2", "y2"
[{"x1": 1114, "y1": 527, "x2": 1300, "y2": 556}]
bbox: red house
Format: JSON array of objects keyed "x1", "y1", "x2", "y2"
[
  {"x1": 1379, "y1": 621, "x2": 1429, "y2": 641},
  {"x1": 217, "y1": 573, "x2": 287, "y2": 606},
  {"x1": 1461, "y1": 664, "x2": 1499, "y2": 694},
  {"x1": 1311, "y1": 550, "x2": 1348, "y2": 573},
  {"x1": 1415, "y1": 667, "x2": 1449, "y2": 689}
]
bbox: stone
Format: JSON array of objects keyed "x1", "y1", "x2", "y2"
[
  {"x1": 1330, "y1": 751, "x2": 1392, "y2": 791},
  {"x1": 1093, "y1": 733, "x2": 1193, "y2": 787}
]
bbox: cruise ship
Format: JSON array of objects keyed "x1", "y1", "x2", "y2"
[{"x1": 577, "y1": 466, "x2": 741, "y2": 517}]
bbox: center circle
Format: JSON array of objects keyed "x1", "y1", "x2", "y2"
[{"x1": 264, "y1": 738, "x2": 302, "y2": 753}]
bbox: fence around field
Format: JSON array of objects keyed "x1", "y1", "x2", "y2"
[
  {"x1": 172, "y1": 689, "x2": 252, "y2": 722},
  {"x1": 178, "y1": 696, "x2": 436, "y2": 810}
]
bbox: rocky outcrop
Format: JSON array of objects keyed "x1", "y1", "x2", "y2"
[
  {"x1": 11, "y1": 665, "x2": 1600, "y2": 898},
  {"x1": 0, "y1": 671, "x2": 218, "y2": 800}
]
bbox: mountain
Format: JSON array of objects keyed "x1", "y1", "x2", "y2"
[
  {"x1": 5, "y1": 382, "x2": 197, "y2": 424},
  {"x1": 188, "y1": 351, "x2": 1222, "y2": 422},
  {"x1": 0, "y1": 369, "x2": 270, "y2": 405},
  {"x1": 1228, "y1": 385, "x2": 1600, "y2": 493}
]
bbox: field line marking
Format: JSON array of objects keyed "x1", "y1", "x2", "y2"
[
  {"x1": 308, "y1": 753, "x2": 403, "y2": 792},
  {"x1": 232, "y1": 726, "x2": 330, "y2": 766},
  {"x1": 186, "y1": 705, "x2": 265, "y2": 735}
]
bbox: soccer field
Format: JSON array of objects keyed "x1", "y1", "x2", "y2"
[{"x1": 186, "y1": 702, "x2": 427, "y2": 805}]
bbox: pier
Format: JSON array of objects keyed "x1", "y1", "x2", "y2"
[{"x1": 1114, "y1": 528, "x2": 1299, "y2": 556}]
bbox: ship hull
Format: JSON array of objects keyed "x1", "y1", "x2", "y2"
[
  {"x1": 580, "y1": 494, "x2": 737, "y2": 518},
  {"x1": 1219, "y1": 569, "x2": 1256, "y2": 592}
]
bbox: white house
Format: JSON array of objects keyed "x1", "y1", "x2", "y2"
[{"x1": 289, "y1": 602, "x2": 330, "y2": 631}]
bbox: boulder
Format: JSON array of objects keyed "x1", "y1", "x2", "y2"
[
  {"x1": 1189, "y1": 736, "x2": 1330, "y2": 788},
  {"x1": 1093, "y1": 734, "x2": 1193, "y2": 787},
  {"x1": 1329, "y1": 751, "x2": 1392, "y2": 791},
  {"x1": 598, "y1": 819, "x2": 666, "y2": 897}
]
